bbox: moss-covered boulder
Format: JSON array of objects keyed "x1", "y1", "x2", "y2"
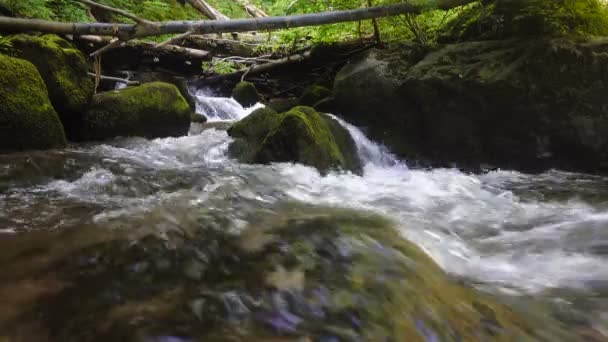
[
  {"x1": 334, "y1": 39, "x2": 608, "y2": 172},
  {"x1": 81, "y1": 82, "x2": 191, "y2": 141},
  {"x1": 299, "y1": 85, "x2": 332, "y2": 107},
  {"x1": 19, "y1": 206, "x2": 571, "y2": 341},
  {"x1": 0, "y1": 54, "x2": 66, "y2": 151},
  {"x1": 232, "y1": 81, "x2": 260, "y2": 107},
  {"x1": 132, "y1": 71, "x2": 196, "y2": 112},
  {"x1": 228, "y1": 106, "x2": 361, "y2": 174},
  {"x1": 267, "y1": 97, "x2": 299, "y2": 113},
  {"x1": 190, "y1": 112, "x2": 208, "y2": 124},
  {"x1": 9, "y1": 34, "x2": 94, "y2": 140}
]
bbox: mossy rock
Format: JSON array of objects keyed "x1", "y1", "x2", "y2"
[
  {"x1": 232, "y1": 81, "x2": 260, "y2": 107},
  {"x1": 0, "y1": 54, "x2": 66, "y2": 152},
  {"x1": 267, "y1": 97, "x2": 299, "y2": 113},
  {"x1": 299, "y1": 85, "x2": 332, "y2": 107},
  {"x1": 81, "y1": 82, "x2": 191, "y2": 141},
  {"x1": 9, "y1": 34, "x2": 94, "y2": 140},
  {"x1": 132, "y1": 72, "x2": 196, "y2": 112},
  {"x1": 190, "y1": 113, "x2": 208, "y2": 124},
  {"x1": 229, "y1": 106, "x2": 361, "y2": 174},
  {"x1": 24, "y1": 206, "x2": 560, "y2": 341}
]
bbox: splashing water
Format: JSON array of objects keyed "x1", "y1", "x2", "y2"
[
  {"x1": 2, "y1": 92, "x2": 608, "y2": 337},
  {"x1": 193, "y1": 88, "x2": 264, "y2": 121}
]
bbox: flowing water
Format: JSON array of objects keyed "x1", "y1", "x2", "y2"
[{"x1": 1, "y1": 91, "x2": 608, "y2": 340}]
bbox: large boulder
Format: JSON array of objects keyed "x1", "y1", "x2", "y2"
[
  {"x1": 9, "y1": 34, "x2": 94, "y2": 140},
  {"x1": 232, "y1": 81, "x2": 260, "y2": 107},
  {"x1": 81, "y1": 82, "x2": 191, "y2": 141},
  {"x1": 298, "y1": 85, "x2": 332, "y2": 107},
  {"x1": 0, "y1": 54, "x2": 66, "y2": 151},
  {"x1": 228, "y1": 106, "x2": 361, "y2": 174},
  {"x1": 334, "y1": 39, "x2": 608, "y2": 172}
]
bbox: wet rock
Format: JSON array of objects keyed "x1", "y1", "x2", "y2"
[
  {"x1": 81, "y1": 82, "x2": 191, "y2": 141},
  {"x1": 0, "y1": 53, "x2": 66, "y2": 152},
  {"x1": 232, "y1": 81, "x2": 260, "y2": 108},
  {"x1": 9, "y1": 34, "x2": 94, "y2": 140},
  {"x1": 298, "y1": 85, "x2": 332, "y2": 107},
  {"x1": 26, "y1": 207, "x2": 546, "y2": 341},
  {"x1": 268, "y1": 98, "x2": 299, "y2": 113},
  {"x1": 334, "y1": 39, "x2": 608, "y2": 172},
  {"x1": 190, "y1": 113, "x2": 208, "y2": 124},
  {"x1": 228, "y1": 106, "x2": 362, "y2": 174}
]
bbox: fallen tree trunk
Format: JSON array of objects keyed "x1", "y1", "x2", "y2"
[
  {"x1": 0, "y1": 0, "x2": 476, "y2": 39},
  {"x1": 185, "y1": 0, "x2": 229, "y2": 20},
  {"x1": 233, "y1": 0, "x2": 268, "y2": 18},
  {"x1": 75, "y1": 35, "x2": 210, "y2": 74}
]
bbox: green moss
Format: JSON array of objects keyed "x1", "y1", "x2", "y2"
[
  {"x1": 190, "y1": 113, "x2": 207, "y2": 124},
  {"x1": 299, "y1": 85, "x2": 332, "y2": 106},
  {"x1": 228, "y1": 106, "x2": 361, "y2": 174},
  {"x1": 0, "y1": 54, "x2": 66, "y2": 151},
  {"x1": 267, "y1": 97, "x2": 299, "y2": 113},
  {"x1": 81, "y1": 82, "x2": 191, "y2": 141},
  {"x1": 29, "y1": 206, "x2": 547, "y2": 340},
  {"x1": 232, "y1": 81, "x2": 260, "y2": 108},
  {"x1": 9, "y1": 34, "x2": 94, "y2": 140},
  {"x1": 440, "y1": 0, "x2": 608, "y2": 42},
  {"x1": 228, "y1": 107, "x2": 282, "y2": 162}
]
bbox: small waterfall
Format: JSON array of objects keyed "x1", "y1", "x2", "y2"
[
  {"x1": 193, "y1": 88, "x2": 263, "y2": 122},
  {"x1": 328, "y1": 114, "x2": 401, "y2": 168}
]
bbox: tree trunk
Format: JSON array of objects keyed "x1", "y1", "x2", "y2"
[
  {"x1": 0, "y1": 0, "x2": 476, "y2": 39},
  {"x1": 185, "y1": 0, "x2": 229, "y2": 20},
  {"x1": 233, "y1": 0, "x2": 268, "y2": 18}
]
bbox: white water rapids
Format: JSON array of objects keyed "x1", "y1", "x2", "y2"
[{"x1": 2, "y1": 91, "x2": 608, "y2": 303}]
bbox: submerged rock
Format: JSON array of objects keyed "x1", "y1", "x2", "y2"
[
  {"x1": 81, "y1": 82, "x2": 191, "y2": 141},
  {"x1": 21, "y1": 206, "x2": 551, "y2": 341},
  {"x1": 232, "y1": 81, "x2": 260, "y2": 108},
  {"x1": 0, "y1": 54, "x2": 66, "y2": 151},
  {"x1": 334, "y1": 39, "x2": 608, "y2": 172},
  {"x1": 9, "y1": 34, "x2": 94, "y2": 140},
  {"x1": 228, "y1": 106, "x2": 361, "y2": 174}
]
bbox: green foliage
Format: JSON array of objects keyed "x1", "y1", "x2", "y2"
[{"x1": 0, "y1": 35, "x2": 12, "y2": 54}]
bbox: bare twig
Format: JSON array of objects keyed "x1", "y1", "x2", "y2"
[
  {"x1": 90, "y1": 38, "x2": 124, "y2": 57},
  {"x1": 87, "y1": 72, "x2": 140, "y2": 85},
  {"x1": 155, "y1": 31, "x2": 194, "y2": 48}
]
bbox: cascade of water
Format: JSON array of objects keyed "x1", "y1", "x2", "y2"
[
  {"x1": 193, "y1": 88, "x2": 263, "y2": 121},
  {"x1": 327, "y1": 114, "x2": 401, "y2": 168}
]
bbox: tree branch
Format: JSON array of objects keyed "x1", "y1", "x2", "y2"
[
  {"x1": 185, "y1": 0, "x2": 229, "y2": 20},
  {"x1": 87, "y1": 72, "x2": 140, "y2": 85},
  {"x1": 0, "y1": 0, "x2": 476, "y2": 39},
  {"x1": 75, "y1": 0, "x2": 148, "y2": 24},
  {"x1": 233, "y1": 0, "x2": 268, "y2": 18}
]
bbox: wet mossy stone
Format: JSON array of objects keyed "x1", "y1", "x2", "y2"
[
  {"x1": 32, "y1": 206, "x2": 550, "y2": 341},
  {"x1": 190, "y1": 113, "x2": 208, "y2": 124},
  {"x1": 267, "y1": 97, "x2": 299, "y2": 113},
  {"x1": 299, "y1": 85, "x2": 332, "y2": 107},
  {"x1": 228, "y1": 106, "x2": 361, "y2": 174},
  {"x1": 9, "y1": 34, "x2": 94, "y2": 140},
  {"x1": 232, "y1": 81, "x2": 260, "y2": 108},
  {"x1": 81, "y1": 82, "x2": 191, "y2": 141},
  {"x1": 0, "y1": 54, "x2": 66, "y2": 152}
]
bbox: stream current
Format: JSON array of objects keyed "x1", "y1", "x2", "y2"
[{"x1": 1, "y1": 88, "x2": 608, "y2": 339}]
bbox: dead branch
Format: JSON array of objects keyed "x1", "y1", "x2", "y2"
[
  {"x1": 87, "y1": 72, "x2": 140, "y2": 85},
  {"x1": 0, "y1": 0, "x2": 476, "y2": 39}
]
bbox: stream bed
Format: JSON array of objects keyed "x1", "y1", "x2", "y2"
[{"x1": 1, "y1": 91, "x2": 608, "y2": 341}]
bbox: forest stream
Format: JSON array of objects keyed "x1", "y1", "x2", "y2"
[{"x1": 1, "y1": 88, "x2": 608, "y2": 341}]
